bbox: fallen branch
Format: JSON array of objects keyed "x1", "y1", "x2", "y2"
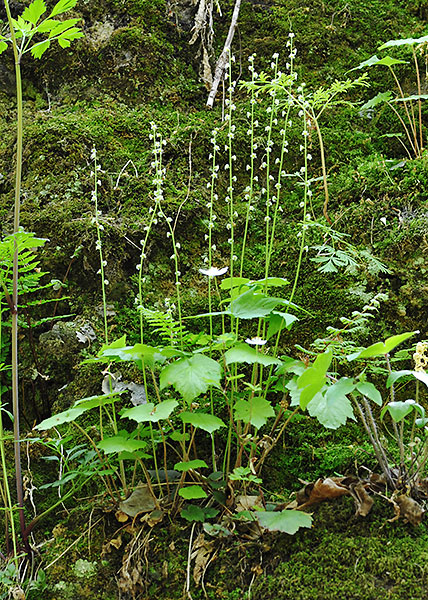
[{"x1": 206, "y1": 0, "x2": 242, "y2": 108}]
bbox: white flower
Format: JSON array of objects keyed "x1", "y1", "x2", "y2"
[
  {"x1": 199, "y1": 266, "x2": 229, "y2": 277},
  {"x1": 380, "y1": 217, "x2": 387, "y2": 226},
  {"x1": 246, "y1": 337, "x2": 267, "y2": 346}
]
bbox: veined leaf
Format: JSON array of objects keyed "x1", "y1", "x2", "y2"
[
  {"x1": 361, "y1": 91, "x2": 393, "y2": 111},
  {"x1": 307, "y1": 378, "x2": 356, "y2": 429},
  {"x1": 47, "y1": 18, "x2": 80, "y2": 36},
  {"x1": 297, "y1": 349, "x2": 333, "y2": 409},
  {"x1": 35, "y1": 393, "x2": 122, "y2": 429},
  {"x1": 257, "y1": 509, "x2": 312, "y2": 534},
  {"x1": 347, "y1": 331, "x2": 418, "y2": 361},
  {"x1": 57, "y1": 27, "x2": 83, "y2": 48},
  {"x1": 179, "y1": 486, "x2": 207, "y2": 500},
  {"x1": 220, "y1": 276, "x2": 251, "y2": 290},
  {"x1": 234, "y1": 397, "x2": 274, "y2": 429},
  {"x1": 160, "y1": 354, "x2": 222, "y2": 403},
  {"x1": 227, "y1": 289, "x2": 281, "y2": 319},
  {"x1": 174, "y1": 459, "x2": 209, "y2": 471},
  {"x1": 121, "y1": 400, "x2": 178, "y2": 423},
  {"x1": 98, "y1": 434, "x2": 147, "y2": 454},
  {"x1": 381, "y1": 400, "x2": 423, "y2": 423},
  {"x1": 22, "y1": 0, "x2": 46, "y2": 25},
  {"x1": 225, "y1": 343, "x2": 281, "y2": 367},
  {"x1": 355, "y1": 382, "x2": 382, "y2": 405},
  {"x1": 0, "y1": 41, "x2": 8, "y2": 54},
  {"x1": 379, "y1": 35, "x2": 428, "y2": 49},
  {"x1": 386, "y1": 370, "x2": 413, "y2": 387},
  {"x1": 351, "y1": 54, "x2": 407, "y2": 71},
  {"x1": 180, "y1": 412, "x2": 225, "y2": 434},
  {"x1": 266, "y1": 311, "x2": 298, "y2": 339}
]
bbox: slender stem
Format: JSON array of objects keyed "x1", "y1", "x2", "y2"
[
  {"x1": 412, "y1": 47, "x2": 423, "y2": 153},
  {"x1": 3, "y1": 0, "x2": 29, "y2": 555},
  {"x1": 389, "y1": 66, "x2": 419, "y2": 157}
]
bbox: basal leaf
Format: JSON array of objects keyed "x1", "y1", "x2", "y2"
[
  {"x1": 347, "y1": 331, "x2": 418, "y2": 361},
  {"x1": 121, "y1": 400, "x2": 178, "y2": 423},
  {"x1": 266, "y1": 311, "x2": 298, "y2": 339},
  {"x1": 257, "y1": 509, "x2": 312, "y2": 534},
  {"x1": 178, "y1": 486, "x2": 208, "y2": 500},
  {"x1": 307, "y1": 378, "x2": 356, "y2": 429},
  {"x1": 234, "y1": 397, "x2": 274, "y2": 429},
  {"x1": 160, "y1": 354, "x2": 222, "y2": 402},
  {"x1": 360, "y1": 91, "x2": 393, "y2": 111},
  {"x1": 22, "y1": 0, "x2": 46, "y2": 25},
  {"x1": 180, "y1": 412, "x2": 225, "y2": 434},
  {"x1": 297, "y1": 350, "x2": 333, "y2": 409},
  {"x1": 181, "y1": 504, "x2": 206, "y2": 522},
  {"x1": 386, "y1": 370, "x2": 413, "y2": 387},
  {"x1": 174, "y1": 459, "x2": 209, "y2": 471},
  {"x1": 35, "y1": 407, "x2": 84, "y2": 429},
  {"x1": 220, "y1": 276, "x2": 250, "y2": 290},
  {"x1": 224, "y1": 343, "x2": 281, "y2": 367},
  {"x1": 227, "y1": 289, "x2": 280, "y2": 319},
  {"x1": 355, "y1": 382, "x2": 382, "y2": 405},
  {"x1": 98, "y1": 434, "x2": 147, "y2": 454},
  {"x1": 379, "y1": 35, "x2": 428, "y2": 49},
  {"x1": 382, "y1": 400, "x2": 417, "y2": 423}
]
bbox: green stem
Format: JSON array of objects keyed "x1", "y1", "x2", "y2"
[{"x1": 3, "y1": 0, "x2": 29, "y2": 555}]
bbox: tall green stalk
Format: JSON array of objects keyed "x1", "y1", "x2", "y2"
[{"x1": 3, "y1": 0, "x2": 28, "y2": 554}]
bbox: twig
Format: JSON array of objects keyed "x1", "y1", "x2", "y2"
[
  {"x1": 206, "y1": 0, "x2": 242, "y2": 108},
  {"x1": 186, "y1": 523, "x2": 196, "y2": 596}
]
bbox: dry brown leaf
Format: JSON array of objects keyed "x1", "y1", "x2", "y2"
[
  {"x1": 235, "y1": 495, "x2": 263, "y2": 512},
  {"x1": 191, "y1": 533, "x2": 214, "y2": 585},
  {"x1": 296, "y1": 477, "x2": 350, "y2": 507},
  {"x1": 140, "y1": 509, "x2": 164, "y2": 527},
  {"x1": 115, "y1": 510, "x2": 129, "y2": 523},
  {"x1": 350, "y1": 482, "x2": 374, "y2": 517},
  {"x1": 119, "y1": 483, "x2": 156, "y2": 517},
  {"x1": 396, "y1": 495, "x2": 424, "y2": 526}
]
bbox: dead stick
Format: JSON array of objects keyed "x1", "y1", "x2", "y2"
[{"x1": 206, "y1": 0, "x2": 242, "y2": 108}]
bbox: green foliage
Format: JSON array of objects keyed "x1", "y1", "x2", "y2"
[{"x1": 257, "y1": 509, "x2": 313, "y2": 535}]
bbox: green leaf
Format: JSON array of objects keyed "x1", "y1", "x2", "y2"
[
  {"x1": 355, "y1": 382, "x2": 382, "y2": 406},
  {"x1": 227, "y1": 289, "x2": 280, "y2": 319},
  {"x1": 266, "y1": 311, "x2": 298, "y2": 339},
  {"x1": 22, "y1": 0, "x2": 46, "y2": 25},
  {"x1": 224, "y1": 343, "x2": 281, "y2": 367},
  {"x1": 180, "y1": 412, "x2": 225, "y2": 434},
  {"x1": 234, "y1": 397, "x2": 274, "y2": 429},
  {"x1": 393, "y1": 95, "x2": 428, "y2": 102},
  {"x1": 57, "y1": 27, "x2": 83, "y2": 47},
  {"x1": 0, "y1": 41, "x2": 7, "y2": 54},
  {"x1": 382, "y1": 400, "x2": 418, "y2": 423},
  {"x1": 121, "y1": 400, "x2": 178, "y2": 423},
  {"x1": 361, "y1": 91, "x2": 393, "y2": 111},
  {"x1": 253, "y1": 277, "x2": 289, "y2": 287},
  {"x1": 49, "y1": 0, "x2": 78, "y2": 17},
  {"x1": 35, "y1": 394, "x2": 122, "y2": 429},
  {"x1": 379, "y1": 35, "x2": 428, "y2": 49},
  {"x1": 347, "y1": 331, "x2": 418, "y2": 361},
  {"x1": 386, "y1": 370, "x2": 414, "y2": 387},
  {"x1": 31, "y1": 39, "x2": 50, "y2": 59},
  {"x1": 307, "y1": 378, "x2": 356, "y2": 429},
  {"x1": 178, "y1": 486, "x2": 208, "y2": 500},
  {"x1": 174, "y1": 459, "x2": 209, "y2": 471},
  {"x1": 181, "y1": 505, "x2": 206, "y2": 522},
  {"x1": 257, "y1": 509, "x2": 312, "y2": 534},
  {"x1": 100, "y1": 342, "x2": 165, "y2": 368},
  {"x1": 297, "y1": 350, "x2": 333, "y2": 409},
  {"x1": 160, "y1": 354, "x2": 222, "y2": 403},
  {"x1": 98, "y1": 434, "x2": 148, "y2": 454},
  {"x1": 47, "y1": 18, "x2": 80, "y2": 36},
  {"x1": 35, "y1": 407, "x2": 84, "y2": 429},
  {"x1": 351, "y1": 54, "x2": 407, "y2": 71},
  {"x1": 220, "y1": 276, "x2": 250, "y2": 290}
]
